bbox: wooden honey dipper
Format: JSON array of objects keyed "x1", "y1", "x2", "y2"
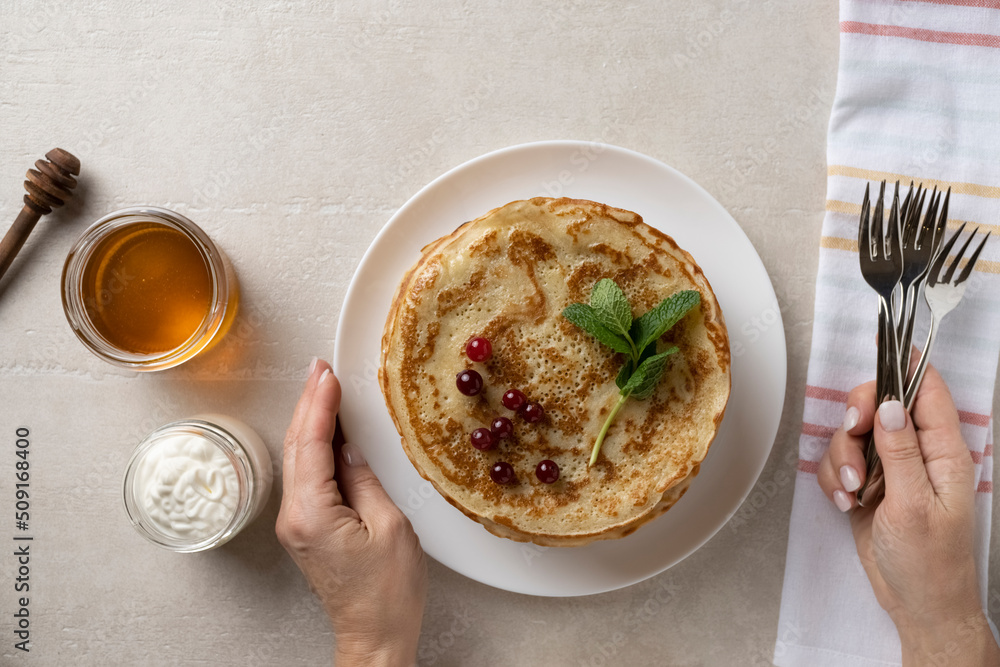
[{"x1": 0, "y1": 148, "x2": 81, "y2": 282}]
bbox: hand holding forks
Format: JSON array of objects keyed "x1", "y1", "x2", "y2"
[{"x1": 854, "y1": 181, "x2": 989, "y2": 507}]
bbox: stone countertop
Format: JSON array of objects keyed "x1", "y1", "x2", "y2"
[{"x1": 1, "y1": 2, "x2": 995, "y2": 665}]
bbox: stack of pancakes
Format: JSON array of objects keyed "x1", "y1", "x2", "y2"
[{"x1": 380, "y1": 198, "x2": 730, "y2": 546}]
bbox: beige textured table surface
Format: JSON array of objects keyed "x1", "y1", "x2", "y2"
[{"x1": 1, "y1": 2, "x2": 997, "y2": 665}]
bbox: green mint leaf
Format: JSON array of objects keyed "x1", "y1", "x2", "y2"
[
  {"x1": 615, "y1": 339, "x2": 659, "y2": 390},
  {"x1": 615, "y1": 359, "x2": 633, "y2": 390},
  {"x1": 636, "y1": 336, "x2": 659, "y2": 365},
  {"x1": 621, "y1": 347, "x2": 679, "y2": 400},
  {"x1": 633, "y1": 290, "x2": 700, "y2": 355},
  {"x1": 562, "y1": 303, "x2": 632, "y2": 355},
  {"x1": 590, "y1": 279, "x2": 633, "y2": 337}
]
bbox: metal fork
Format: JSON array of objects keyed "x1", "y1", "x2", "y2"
[
  {"x1": 854, "y1": 181, "x2": 905, "y2": 508},
  {"x1": 857, "y1": 182, "x2": 940, "y2": 507},
  {"x1": 904, "y1": 223, "x2": 991, "y2": 406},
  {"x1": 859, "y1": 181, "x2": 906, "y2": 406},
  {"x1": 896, "y1": 185, "x2": 941, "y2": 375},
  {"x1": 857, "y1": 182, "x2": 936, "y2": 503},
  {"x1": 858, "y1": 222, "x2": 990, "y2": 506}
]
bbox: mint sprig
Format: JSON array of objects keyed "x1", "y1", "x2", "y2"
[{"x1": 562, "y1": 279, "x2": 700, "y2": 466}]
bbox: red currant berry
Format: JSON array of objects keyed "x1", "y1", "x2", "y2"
[
  {"x1": 519, "y1": 402, "x2": 545, "y2": 423},
  {"x1": 490, "y1": 461, "x2": 516, "y2": 485},
  {"x1": 466, "y1": 337, "x2": 492, "y2": 362},
  {"x1": 470, "y1": 428, "x2": 494, "y2": 450},
  {"x1": 455, "y1": 369, "x2": 483, "y2": 396},
  {"x1": 501, "y1": 388, "x2": 527, "y2": 411},
  {"x1": 535, "y1": 460, "x2": 559, "y2": 484},
  {"x1": 491, "y1": 417, "x2": 513, "y2": 439}
]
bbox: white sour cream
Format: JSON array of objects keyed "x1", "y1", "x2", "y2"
[{"x1": 132, "y1": 433, "x2": 240, "y2": 541}]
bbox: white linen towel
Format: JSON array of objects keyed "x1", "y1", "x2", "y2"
[{"x1": 776, "y1": 1, "x2": 1000, "y2": 665}]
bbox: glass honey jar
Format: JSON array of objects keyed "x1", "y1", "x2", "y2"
[{"x1": 62, "y1": 207, "x2": 239, "y2": 371}]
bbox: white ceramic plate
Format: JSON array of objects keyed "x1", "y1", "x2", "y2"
[{"x1": 334, "y1": 141, "x2": 786, "y2": 597}]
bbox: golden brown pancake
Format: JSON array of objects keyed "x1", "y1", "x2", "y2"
[{"x1": 379, "y1": 198, "x2": 730, "y2": 546}]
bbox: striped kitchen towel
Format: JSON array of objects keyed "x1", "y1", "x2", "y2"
[{"x1": 776, "y1": 1, "x2": 1000, "y2": 665}]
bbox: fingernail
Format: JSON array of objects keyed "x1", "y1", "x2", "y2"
[
  {"x1": 342, "y1": 443, "x2": 367, "y2": 467},
  {"x1": 842, "y1": 406, "x2": 860, "y2": 431},
  {"x1": 839, "y1": 465, "x2": 861, "y2": 492},
  {"x1": 833, "y1": 490, "x2": 852, "y2": 512},
  {"x1": 309, "y1": 356, "x2": 318, "y2": 375},
  {"x1": 878, "y1": 400, "x2": 906, "y2": 432},
  {"x1": 319, "y1": 368, "x2": 331, "y2": 386}
]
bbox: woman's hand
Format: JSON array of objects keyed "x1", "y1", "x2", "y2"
[
  {"x1": 817, "y1": 364, "x2": 999, "y2": 666},
  {"x1": 276, "y1": 358, "x2": 427, "y2": 666}
]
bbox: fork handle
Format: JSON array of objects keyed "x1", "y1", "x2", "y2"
[
  {"x1": 857, "y1": 313, "x2": 940, "y2": 507},
  {"x1": 877, "y1": 298, "x2": 905, "y2": 402},
  {"x1": 897, "y1": 283, "x2": 920, "y2": 376},
  {"x1": 904, "y1": 316, "x2": 940, "y2": 409},
  {"x1": 857, "y1": 299, "x2": 904, "y2": 506}
]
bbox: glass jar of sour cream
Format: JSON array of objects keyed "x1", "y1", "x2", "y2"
[{"x1": 122, "y1": 415, "x2": 272, "y2": 552}]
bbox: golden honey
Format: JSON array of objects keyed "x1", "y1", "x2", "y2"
[
  {"x1": 62, "y1": 208, "x2": 238, "y2": 371},
  {"x1": 81, "y1": 223, "x2": 213, "y2": 354}
]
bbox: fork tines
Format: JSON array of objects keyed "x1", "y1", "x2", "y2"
[
  {"x1": 956, "y1": 230, "x2": 991, "y2": 285},
  {"x1": 932, "y1": 224, "x2": 992, "y2": 287},
  {"x1": 859, "y1": 180, "x2": 902, "y2": 261}
]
